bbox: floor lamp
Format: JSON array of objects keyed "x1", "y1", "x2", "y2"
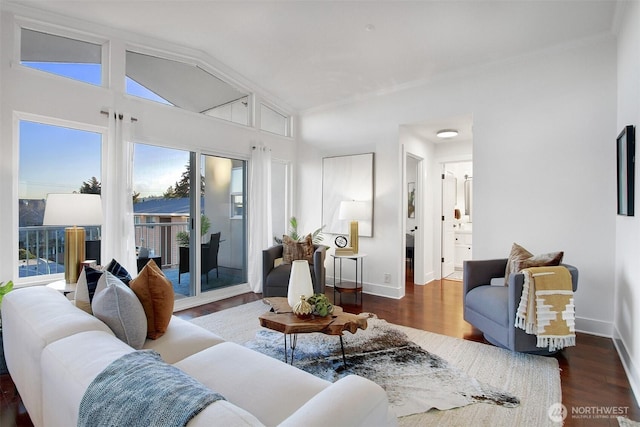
[
  {"x1": 43, "y1": 194, "x2": 103, "y2": 284},
  {"x1": 338, "y1": 200, "x2": 369, "y2": 254}
]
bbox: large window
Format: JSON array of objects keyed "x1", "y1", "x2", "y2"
[
  {"x1": 20, "y1": 28, "x2": 102, "y2": 86},
  {"x1": 126, "y1": 50, "x2": 249, "y2": 125},
  {"x1": 18, "y1": 120, "x2": 102, "y2": 278},
  {"x1": 261, "y1": 104, "x2": 290, "y2": 136}
]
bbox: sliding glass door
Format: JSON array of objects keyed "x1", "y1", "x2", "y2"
[
  {"x1": 201, "y1": 154, "x2": 247, "y2": 293},
  {"x1": 132, "y1": 143, "x2": 248, "y2": 299}
]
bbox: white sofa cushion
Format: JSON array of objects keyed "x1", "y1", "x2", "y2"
[
  {"x1": 42, "y1": 331, "x2": 264, "y2": 427},
  {"x1": 143, "y1": 315, "x2": 225, "y2": 364},
  {"x1": 92, "y1": 272, "x2": 147, "y2": 349},
  {"x1": 175, "y1": 342, "x2": 329, "y2": 426},
  {"x1": 2, "y1": 286, "x2": 114, "y2": 427},
  {"x1": 41, "y1": 331, "x2": 134, "y2": 427},
  {"x1": 188, "y1": 401, "x2": 264, "y2": 426}
]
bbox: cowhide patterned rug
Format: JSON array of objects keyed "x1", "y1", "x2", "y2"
[{"x1": 245, "y1": 315, "x2": 519, "y2": 417}]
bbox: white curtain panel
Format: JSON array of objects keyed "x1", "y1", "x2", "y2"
[
  {"x1": 247, "y1": 144, "x2": 273, "y2": 293},
  {"x1": 102, "y1": 110, "x2": 137, "y2": 275}
]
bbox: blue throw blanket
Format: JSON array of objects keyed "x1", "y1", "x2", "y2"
[{"x1": 78, "y1": 350, "x2": 225, "y2": 427}]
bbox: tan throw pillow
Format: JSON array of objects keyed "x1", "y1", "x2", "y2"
[
  {"x1": 514, "y1": 251, "x2": 564, "y2": 272},
  {"x1": 504, "y1": 243, "x2": 564, "y2": 285},
  {"x1": 504, "y1": 243, "x2": 533, "y2": 285},
  {"x1": 282, "y1": 234, "x2": 314, "y2": 265},
  {"x1": 129, "y1": 259, "x2": 174, "y2": 339}
]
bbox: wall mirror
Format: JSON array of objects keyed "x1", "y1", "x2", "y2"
[
  {"x1": 322, "y1": 153, "x2": 374, "y2": 237},
  {"x1": 617, "y1": 125, "x2": 635, "y2": 216}
]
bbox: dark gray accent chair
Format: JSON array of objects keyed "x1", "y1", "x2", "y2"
[
  {"x1": 262, "y1": 244, "x2": 327, "y2": 297},
  {"x1": 463, "y1": 258, "x2": 578, "y2": 355}
]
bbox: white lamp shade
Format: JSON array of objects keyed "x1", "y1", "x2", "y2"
[
  {"x1": 338, "y1": 200, "x2": 370, "y2": 221},
  {"x1": 287, "y1": 260, "x2": 314, "y2": 307},
  {"x1": 43, "y1": 193, "x2": 103, "y2": 226}
]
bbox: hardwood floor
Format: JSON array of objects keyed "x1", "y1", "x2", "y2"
[{"x1": 1, "y1": 277, "x2": 638, "y2": 426}]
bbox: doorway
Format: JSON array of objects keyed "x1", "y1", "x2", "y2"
[
  {"x1": 405, "y1": 154, "x2": 420, "y2": 284},
  {"x1": 441, "y1": 161, "x2": 473, "y2": 281}
]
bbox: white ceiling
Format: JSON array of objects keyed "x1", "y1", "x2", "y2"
[{"x1": 8, "y1": 0, "x2": 618, "y2": 116}]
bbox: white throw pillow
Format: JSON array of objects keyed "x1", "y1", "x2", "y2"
[{"x1": 92, "y1": 272, "x2": 147, "y2": 349}]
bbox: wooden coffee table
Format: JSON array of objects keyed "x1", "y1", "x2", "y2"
[{"x1": 259, "y1": 297, "x2": 368, "y2": 369}]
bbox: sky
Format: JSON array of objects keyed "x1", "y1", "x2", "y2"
[{"x1": 18, "y1": 61, "x2": 184, "y2": 200}]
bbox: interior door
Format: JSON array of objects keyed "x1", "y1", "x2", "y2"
[{"x1": 441, "y1": 172, "x2": 456, "y2": 278}]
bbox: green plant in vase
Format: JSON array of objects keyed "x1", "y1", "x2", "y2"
[
  {"x1": 307, "y1": 293, "x2": 334, "y2": 317},
  {"x1": 274, "y1": 216, "x2": 325, "y2": 244},
  {"x1": 0, "y1": 280, "x2": 14, "y2": 327},
  {"x1": 176, "y1": 214, "x2": 211, "y2": 246}
]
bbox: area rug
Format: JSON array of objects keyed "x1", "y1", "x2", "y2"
[{"x1": 190, "y1": 300, "x2": 562, "y2": 426}]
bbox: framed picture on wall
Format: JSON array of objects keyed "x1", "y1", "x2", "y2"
[
  {"x1": 617, "y1": 125, "x2": 635, "y2": 216},
  {"x1": 408, "y1": 182, "x2": 415, "y2": 218}
]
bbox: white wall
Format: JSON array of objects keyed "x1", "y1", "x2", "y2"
[
  {"x1": 615, "y1": 0, "x2": 640, "y2": 404},
  {"x1": 298, "y1": 35, "x2": 617, "y2": 337}
]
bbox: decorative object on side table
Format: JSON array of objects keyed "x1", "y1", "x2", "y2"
[
  {"x1": 334, "y1": 235, "x2": 354, "y2": 256},
  {"x1": 334, "y1": 235, "x2": 348, "y2": 248},
  {"x1": 338, "y1": 200, "x2": 370, "y2": 254},
  {"x1": 0, "y1": 280, "x2": 14, "y2": 374},
  {"x1": 287, "y1": 260, "x2": 314, "y2": 307}
]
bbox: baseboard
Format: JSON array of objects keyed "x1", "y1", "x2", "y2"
[
  {"x1": 325, "y1": 277, "x2": 403, "y2": 299},
  {"x1": 173, "y1": 283, "x2": 251, "y2": 311},
  {"x1": 575, "y1": 316, "x2": 613, "y2": 338},
  {"x1": 416, "y1": 271, "x2": 435, "y2": 286},
  {"x1": 613, "y1": 326, "x2": 640, "y2": 407}
]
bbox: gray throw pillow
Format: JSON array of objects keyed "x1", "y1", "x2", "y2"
[{"x1": 92, "y1": 272, "x2": 147, "y2": 349}]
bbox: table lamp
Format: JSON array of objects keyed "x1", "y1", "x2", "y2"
[
  {"x1": 338, "y1": 200, "x2": 369, "y2": 254},
  {"x1": 43, "y1": 193, "x2": 103, "y2": 284}
]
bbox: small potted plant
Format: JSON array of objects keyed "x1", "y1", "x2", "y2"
[
  {"x1": 176, "y1": 214, "x2": 211, "y2": 246},
  {"x1": 307, "y1": 293, "x2": 334, "y2": 317},
  {"x1": 274, "y1": 217, "x2": 325, "y2": 244}
]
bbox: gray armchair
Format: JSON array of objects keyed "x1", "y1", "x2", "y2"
[
  {"x1": 262, "y1": 244, "x2": 327, "y2": 297},
  {"x1": 463, "y1": 258, "x2": 578, "y2": 355}
]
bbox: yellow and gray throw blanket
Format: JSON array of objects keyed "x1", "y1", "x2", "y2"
[{"x1": 515, "y1": 266, "x2": 575, "y2": 352}]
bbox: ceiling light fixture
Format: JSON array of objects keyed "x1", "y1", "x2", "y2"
[
  {"x1": 365, "y1": 24, "x2": 376, "y2": 32},
  {"x1": 436, "y1": 129, "x2": 458, "y2": 139}
]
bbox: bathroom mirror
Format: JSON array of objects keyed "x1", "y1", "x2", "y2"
[
  {"x1": 464, "y1": 175, "x2": 473, "y2": 221},
  {"x1": 322, "y1": 153, "x2": 374, "y2": 236}
]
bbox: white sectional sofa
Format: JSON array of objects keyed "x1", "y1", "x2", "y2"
[{"x1": 2, "y1": 286, "x2": 396, "y2": 427}]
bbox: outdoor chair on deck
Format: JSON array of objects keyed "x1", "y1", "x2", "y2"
[{"x1": 178, "y1": 232, "x2": 221, "y2": 284}]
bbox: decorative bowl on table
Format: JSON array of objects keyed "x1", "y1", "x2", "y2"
[{"x1": 292, "y1": 295, "x2": 313, "y2": 319}]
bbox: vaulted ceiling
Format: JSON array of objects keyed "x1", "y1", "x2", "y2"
[{"x1": 8, "y1": 1, "x2": 618, "y2": 113}]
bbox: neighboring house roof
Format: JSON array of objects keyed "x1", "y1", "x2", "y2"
[{"x1": 133, "y1": 197, "x2": 204, "y2": 216}]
